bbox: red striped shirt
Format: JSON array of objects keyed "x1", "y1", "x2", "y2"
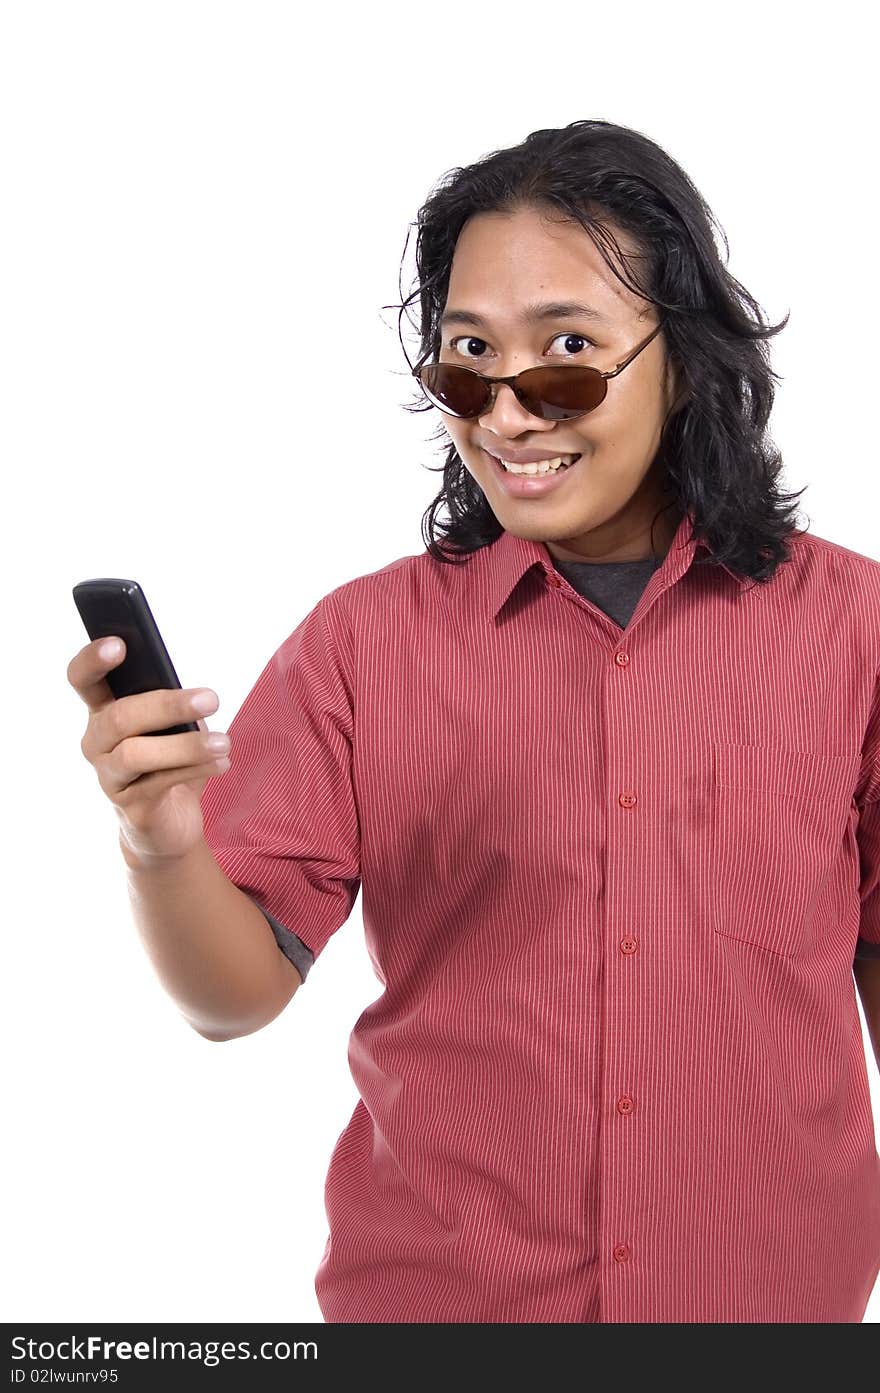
[{"x1": 200, "y1": 509, "x2": 880, "y2": 1322}]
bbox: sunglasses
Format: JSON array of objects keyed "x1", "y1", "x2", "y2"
[{"x1": 413, "y1": 319, "x2": 666, "y2": 422}]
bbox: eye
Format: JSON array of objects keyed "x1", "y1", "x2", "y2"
[{"x1": 447, "y1": 331, "x2": 594, "y2": 360}]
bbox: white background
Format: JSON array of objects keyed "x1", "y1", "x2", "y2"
[{"x1": 2, "y1": 0, "x2": 878, "y2": 1325}]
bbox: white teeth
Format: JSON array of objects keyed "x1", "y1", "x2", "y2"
[{"x1": 500, "y1": 454, "x2": 578, "y2": 475}]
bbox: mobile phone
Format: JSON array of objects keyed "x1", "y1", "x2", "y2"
[{"x1": 72, "y1": 578, "x2": 200, "y2": 737}]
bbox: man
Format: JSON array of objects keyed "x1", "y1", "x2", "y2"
[{"x1": 198, "y1": 203, "x2": 880, "y2": 1323}]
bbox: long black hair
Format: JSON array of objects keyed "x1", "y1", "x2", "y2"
[{"x1": 387, "y1": 119, "x2": 807, "y2": 586}]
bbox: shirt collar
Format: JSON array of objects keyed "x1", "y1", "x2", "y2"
[{"x1": 483, "y1": 509, "x2": 750, "y2": 624}]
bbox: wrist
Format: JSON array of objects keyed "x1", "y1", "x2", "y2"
[{"x1": 118, "y1": 827, "x2": 201, "y2": 875}]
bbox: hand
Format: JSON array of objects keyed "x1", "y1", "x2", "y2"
[{"x1": 68, "y1": 636, "x2": 231, "y2": 865}]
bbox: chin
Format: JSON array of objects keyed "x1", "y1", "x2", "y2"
[{"x1": 499, "y1": 513, "x2": 589, "y2": 541}]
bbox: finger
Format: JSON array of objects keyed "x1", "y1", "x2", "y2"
[
  {"x1": 67, "y1": 636, "x2": 127, "y2": 716},
  {"x1": 85, "y1": 685, "x2": 216, "y2": 766},
  {"x1": 105, "y1": 749, "x2": 230, "y2": 802},
  {"x1": 96, "y1": 726, "x2": 218, "y2": 796}
]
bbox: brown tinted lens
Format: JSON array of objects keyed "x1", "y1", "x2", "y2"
[
  {"x1": 417, "y1": 365, "x2": 488, "y2": 417},
  {"x1": 417, "y1": 364, "x2": 605, "y2": 420},
  {"x1": 522, "y1": 366, "x2": 606, "y2": 420}
]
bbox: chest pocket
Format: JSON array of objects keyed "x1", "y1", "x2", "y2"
[{"x1": 711, "y1": 742, "x2": 859, "y2": 958}]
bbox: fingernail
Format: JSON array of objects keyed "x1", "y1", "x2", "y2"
[{"x1": 99, "y1": 639, "x2": 122, "y2": 661}]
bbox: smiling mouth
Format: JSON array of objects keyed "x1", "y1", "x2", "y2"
[{"x1": 483, "y1": 449, "x2": 582, "y2": 476}]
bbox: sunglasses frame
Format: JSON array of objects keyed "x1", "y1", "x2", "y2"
[{"x1": 413, "y1": 318, "x2": 667, "y2": 422}]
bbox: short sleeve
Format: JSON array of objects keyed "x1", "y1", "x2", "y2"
[
  {"x1": 199, "y1": 590, "x2": 360, "y2": 982},
  {"x1": 854, "y1": 661, "x2": 880, "y2": 960}
]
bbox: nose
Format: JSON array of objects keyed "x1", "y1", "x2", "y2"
[{"x1": 477, "y1": 380, "x2": 553, "y2": 434}]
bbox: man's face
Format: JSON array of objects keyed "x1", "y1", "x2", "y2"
[{"x1": 438, "y1": 205, "x2": 686, "y2": 563}]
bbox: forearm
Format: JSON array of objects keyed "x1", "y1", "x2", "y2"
[
  {"x1": 854, "y1": 957, "x2": 880, "y2": 1073},
  {"x1": 120, "y1": 832, "x2": 301, "y2": 1041}
]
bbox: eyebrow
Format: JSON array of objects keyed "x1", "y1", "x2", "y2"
[{"x1": 439, "y1": 299, "x2": 611, "y2": 330}]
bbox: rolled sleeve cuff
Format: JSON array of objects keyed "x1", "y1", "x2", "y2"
[
  {"x1": 248, "y1": 895, "x2": 316, "y2": 982},
  {"x1": 854, "y1": 935, "x2": 880, "y2": 960}
]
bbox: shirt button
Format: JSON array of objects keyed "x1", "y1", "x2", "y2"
[
  {"x1": 613, "y1": 1244, "x2": 631, "y2": 1263},
  {"x1": 614, "y1": 650, "x2": 630, "y2": 667},
  {"x1": 546, "y1": 572, "x2": 563, "y2": 588},
  {"x1": 619, "y1": 792, "x2": 637, "y2": 808},
  {"x1": 620, "y1": 937, "x2": 638, "y2": 954},
  {"x1": 616, "y1": 1096, "x2": 634, "y2": 1115}
]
